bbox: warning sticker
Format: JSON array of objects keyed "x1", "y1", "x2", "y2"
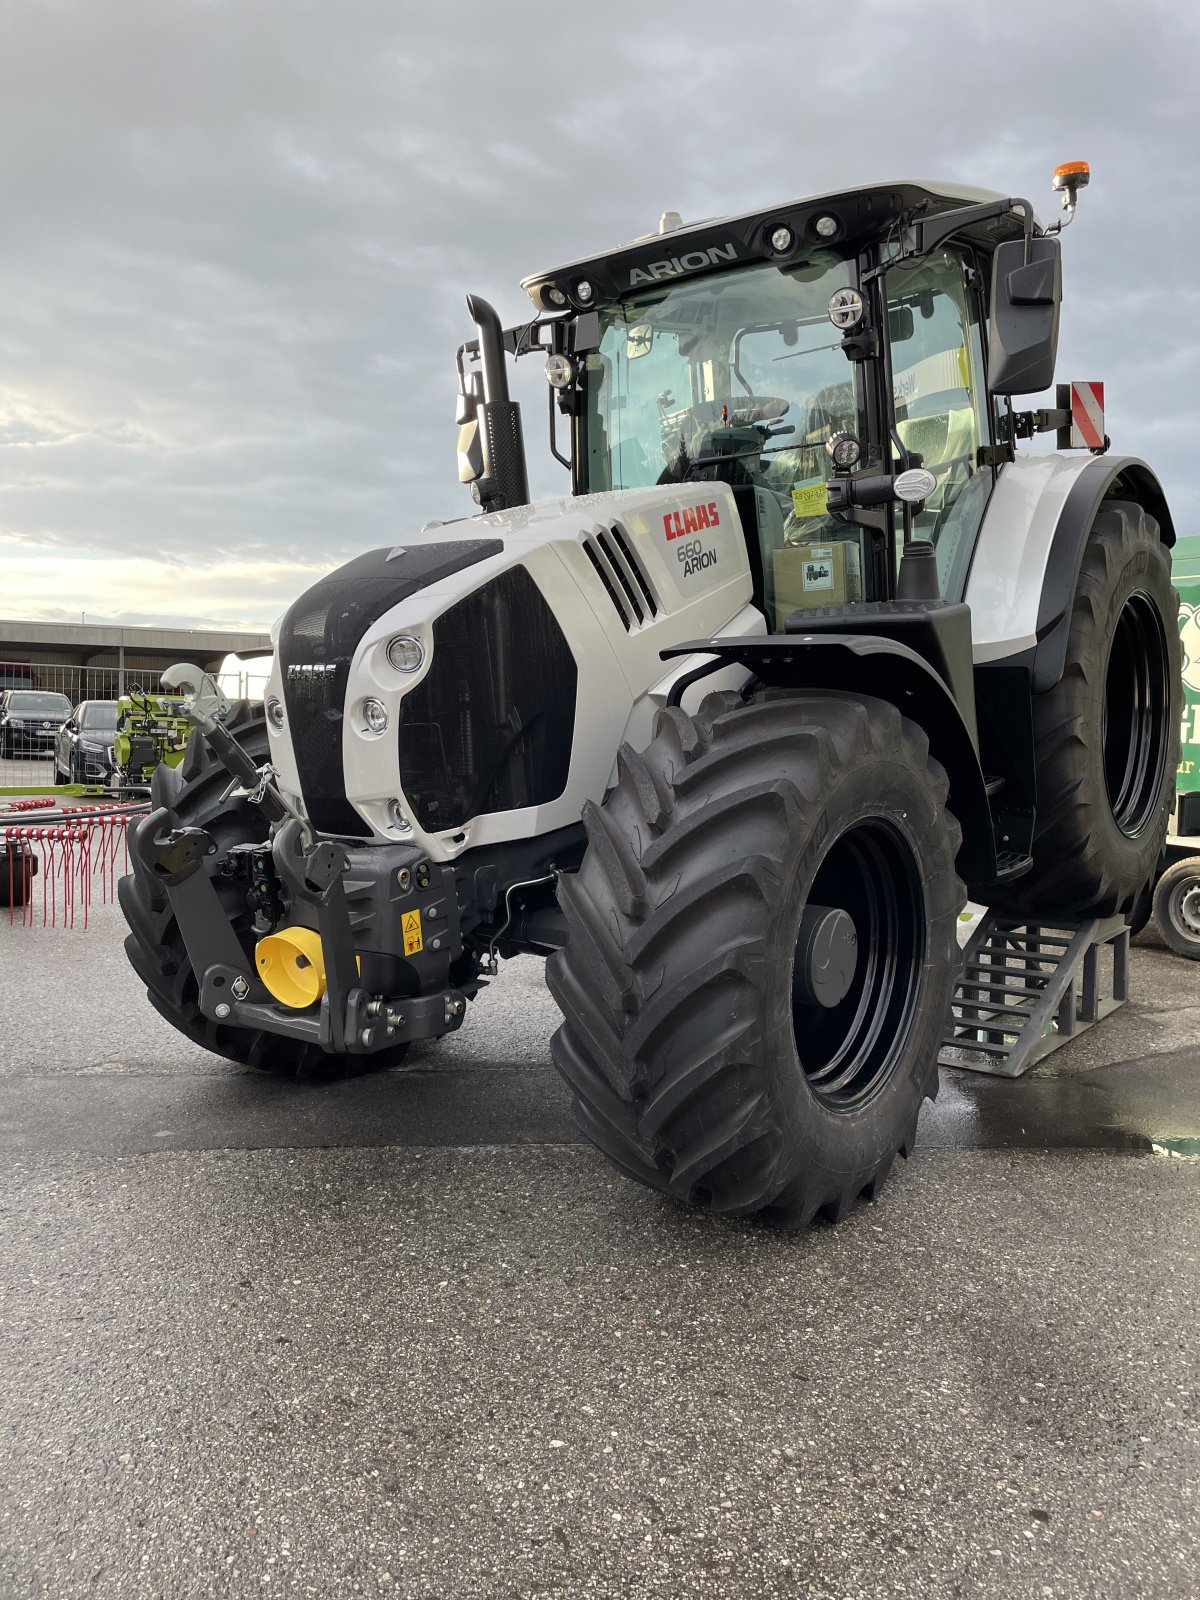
[
  {"x1": 402, "y1": 909, "x2": 424, "y2": 956},
  {"x1": 791, "y1": 480, "x2": 827, "y2": 519}
]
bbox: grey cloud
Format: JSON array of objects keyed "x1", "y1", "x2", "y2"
[{"x1": 0, "y1": 0, "x2": 1196, "y2": 624}]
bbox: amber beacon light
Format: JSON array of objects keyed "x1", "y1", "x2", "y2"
[{"x1": 1051, "y1": 160, "x2": 1091, "y2": 227}]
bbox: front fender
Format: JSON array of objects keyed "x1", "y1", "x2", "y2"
[{"x1": 661, "y1": 633, "x2": 997, "y2": 886}]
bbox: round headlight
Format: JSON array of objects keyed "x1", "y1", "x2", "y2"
[
  {"x1": 387, "y1": 799, "x2": 412, "y2": 835},
  {"x1": 769, "y1": 225, "x2": 794, "y2": 255},
  {"x1": 386, "y1": 634, "x2": 425, "y2": 674},
  {"x1": 544, "y1": 353, "x2": 575, "y2": 389},
  {"x1": 814, "y1": 213, "x2": 840, "y2": 239},
  {"x1": 827, "y1": 287, "x2": 865, "y2": 331},
  {"x1": 361, "y1": 697, "x2": 389, "y2": 735},
  {"x1": 826, "y1": 431, "x2": 863, "y2": 470},
  {"x1": 265, "y1": 695, "x2": 285, "y2": 731},
  {"x1": 574, "y1": 279, "x2": 595, "y2": 306},
  {"x1": 546, "y1": 286, "x2": 567, "y2": 308}
]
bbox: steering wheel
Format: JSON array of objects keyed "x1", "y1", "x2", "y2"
[
  {"x1": 699, "y1": 395, "x2": 792, "y2": 428},
  {"x1": 660, "y1": 396, "x2": 792, "y2": 475}
]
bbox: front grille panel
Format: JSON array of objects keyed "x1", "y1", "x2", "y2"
[
  {"x1": 278, "y1": 540, "x2": 502, "y2": 836},
  {"x1": 397, "y1": 566, "x2": 577, "y2": 832}
]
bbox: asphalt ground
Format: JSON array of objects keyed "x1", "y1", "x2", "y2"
[{"x1": 1, "y1": 832, "x2": 1199, "y2": 1595}]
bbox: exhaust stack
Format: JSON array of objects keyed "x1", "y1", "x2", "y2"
[{"x1": 460, "y1": 295, "x2": 529, "y2": 513}]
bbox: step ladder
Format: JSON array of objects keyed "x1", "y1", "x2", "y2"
[{"x1": 939, "y1": 913, "x2": 1131, "y2": 1078}]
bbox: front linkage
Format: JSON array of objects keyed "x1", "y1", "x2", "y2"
[{"x1": 130, "y1": 666, "x2": 471, "y2": 1057}]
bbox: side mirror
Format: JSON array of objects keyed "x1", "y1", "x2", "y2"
[
  {"x1": 457, "y1": 415, "x2": 486, "y2": 485},
  {"x1": 988, "y1": 235, "x2": 1062, "y2": 394},
  {"x1": 626, "y1": 323, "x2": 653, "y2": 360},
  {"x1": 887, "y1": 304, "x2": 914, "y2": 344},
  {"x1": 455, "y1": 374, "x2": 485, "y2": 485}
]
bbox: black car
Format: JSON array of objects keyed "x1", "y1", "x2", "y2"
[
  {"x1": 54, "y1": 699, "x2": 119, "y2": 784},
  {"x1": 0, "y1": 689, "x2": 73, "y2": 758}
]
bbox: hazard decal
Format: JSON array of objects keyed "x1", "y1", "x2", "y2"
[
  {"x1": 402, "y1": 909, "x2": 424, "y2": 956},
  {"x1": 1069, "y1": 381, "x2": 1105, "y2": 451}
]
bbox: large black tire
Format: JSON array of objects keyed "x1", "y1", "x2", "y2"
[
  {"x1": 997, "y1": 501, "x2": 1181, "y2": 918},
  {"x1": 119, "y1": 708, "x2": 409, "y2": 1079},
  {"x1": 1152, "y1": 856, "x2": 1200, "y2": 960},
  {"x1": 548, "y1": 690, "x2": 965, "y2": 1230}
]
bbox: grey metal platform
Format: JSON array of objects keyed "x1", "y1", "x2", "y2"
[{"x1": 939, "y1": 912, "x2": 1131, "y2": 1077}]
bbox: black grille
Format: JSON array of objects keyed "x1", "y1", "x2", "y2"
[
  {"x1": 397, "y1": 566, "x2": 577, "y2": 832},
  {"x1": 278, "y1": 540, "x2": 502, "y2": 836},
  {"x1": 582, "y1": 523, "x2": 660, "y2": 630}
]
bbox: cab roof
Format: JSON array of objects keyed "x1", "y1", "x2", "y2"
[{"x1": 521, "y1": 180, "x2": 1029, "y2": 312}]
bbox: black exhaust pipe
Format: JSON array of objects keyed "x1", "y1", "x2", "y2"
[{"x1": 465, "y1": 294, "x2": 529, "y2": 512}]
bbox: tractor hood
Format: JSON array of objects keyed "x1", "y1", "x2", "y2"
[{"x1": 261, "y1": 485, "x2": 760, "y2": 860}]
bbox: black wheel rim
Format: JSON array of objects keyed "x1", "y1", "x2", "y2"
[
  {"x1": 1103, "y1": 591, "x2": 1171, "y2": 836},
  {"x1": 791, "y1": 818, "x2": 926, "y2": 1110}
]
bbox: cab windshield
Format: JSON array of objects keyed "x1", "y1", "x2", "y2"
[{"x1": 581, "y1": 254, "x2": 863, "y2": 531}]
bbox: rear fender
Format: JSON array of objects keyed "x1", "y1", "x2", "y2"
[
  {"x1": 968, "y1": 453, "x2": 1176, "y2": 691},
  {"x1": 661, "y1": 633, "x2": 996, "y2": 884}
]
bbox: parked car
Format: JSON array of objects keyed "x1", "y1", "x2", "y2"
[
  {"x1": 0, "y1": 689, "x2": 73, "y2": 759},
  {"x1": 54, "y1": 699, "x2": 119, "y2": 784}
]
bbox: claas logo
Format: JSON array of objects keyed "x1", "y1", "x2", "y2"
[{"x1": 663, "y1": 502, "x2": 721, "y2": 541}]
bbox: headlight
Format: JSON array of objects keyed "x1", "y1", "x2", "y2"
[
  {"x1": 266, "y1": 696, "x2": 285, "y2": 730},
  {"x1": 386, "y1": 635, "x2": 426, "y2": 674},
  {"x1": 361, "y1": 697, "x2": 389, "y2": 735},
  {"x1": 79, "y1": 739, "x2": 105, "y2": 753}
]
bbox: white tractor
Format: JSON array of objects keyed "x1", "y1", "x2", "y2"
[{"x1": 123, "y1": 166, "x2": 1181, "y2": 1227}]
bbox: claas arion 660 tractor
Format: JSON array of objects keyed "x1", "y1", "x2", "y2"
[{"x1": 122, "y1": 166, "x2": 1181, "y2": 1228}]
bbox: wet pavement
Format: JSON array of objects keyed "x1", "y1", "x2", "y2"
[{"x1": 1, "y1": 904, "x2": 1198, "y2": 1597}]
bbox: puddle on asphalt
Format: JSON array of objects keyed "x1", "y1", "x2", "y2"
[{"x1": 923, "y1": 1048, "x2": 1200, "y2": 1152}]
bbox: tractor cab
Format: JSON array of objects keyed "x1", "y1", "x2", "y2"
[{"x1": 458, "y1": 177, "x2": 1073, "y2": 628}]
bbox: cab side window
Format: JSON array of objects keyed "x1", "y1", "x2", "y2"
[{"x1": 886, "y1": 248, "x2": 993, "y2": 595}]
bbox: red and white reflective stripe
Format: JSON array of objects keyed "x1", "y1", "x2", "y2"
[{"x1": 1070, "y1": 381, "x2": 1105, "y2": 450}]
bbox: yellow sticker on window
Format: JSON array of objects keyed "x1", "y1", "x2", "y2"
[
  {"x1": 791, "y1": 480, "x2": 828, "y2": 519},
  {"x1": 402, "y1": 909, "x2": 424, "y2": 956}
]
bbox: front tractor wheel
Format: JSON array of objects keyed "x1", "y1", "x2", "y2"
[{"x1": 548, "y1": 691, "x2": 965, "y2": 1230}]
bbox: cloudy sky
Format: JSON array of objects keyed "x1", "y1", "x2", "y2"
[{"x1": 1, "y1": 0, "x2": 1195, "y2": 630}]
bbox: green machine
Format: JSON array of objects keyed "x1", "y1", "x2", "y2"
[
  {"x1": 113, "y1": 690, "x2": 192, "y2": 791},
  {"x1": 1155, "y1": 535, "x2": 1200, "y2": 955}
]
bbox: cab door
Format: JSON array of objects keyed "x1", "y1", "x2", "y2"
[{"x1": 885, "y1": 246, "x2": 995, "y2": 597}]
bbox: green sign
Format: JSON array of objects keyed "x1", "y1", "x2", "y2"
[{"x1": 1175, "y1": 535, "x2": 1200, "y2": 796}]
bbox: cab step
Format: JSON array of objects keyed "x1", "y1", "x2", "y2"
[{"x1": 939, "y1": 911, "x2": 1130, "y2": 1078}]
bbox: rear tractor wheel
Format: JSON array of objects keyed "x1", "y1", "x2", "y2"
[
  {"x1": 996, "y1": 500, "x2": 1181, "y2": 918},
  {"x1": 548, "y1": 690, "x2": 965, "y2": 1230}
]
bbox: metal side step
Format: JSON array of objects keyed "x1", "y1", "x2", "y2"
[{"x1": 939, "y1": 912, "x2": 1131, "y2": 1078}]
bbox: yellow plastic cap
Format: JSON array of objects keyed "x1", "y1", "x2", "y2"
[{"x1": 256, "y1": 925, "x2": 327, "y2": 1009}]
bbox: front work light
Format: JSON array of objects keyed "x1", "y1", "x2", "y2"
[
  {"x1": 827, "y1": 287, "x2": 865, "y2": 331},
  {"x1": 265, "y1": 695, "x2": 285, "y2": 730},
  {"x1": 544, "y1": 353, "x2": 574, "y2": 389},
  {"x1": 826, "y1": 431, "x2": 862, "y2": 470}
]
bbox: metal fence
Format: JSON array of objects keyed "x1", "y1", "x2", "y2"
[{"x1": 1, "y1": 660, "x2": 265, "y2": 792}]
